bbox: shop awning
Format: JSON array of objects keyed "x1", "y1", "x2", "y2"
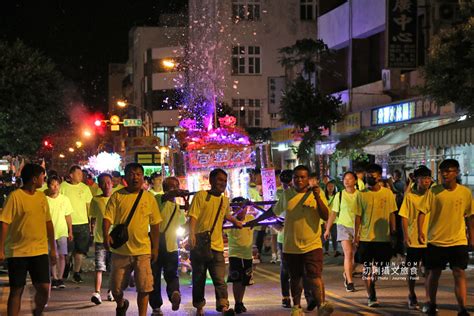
[
  {"x1": 363, "y1": 119, "x2": 454, "y2": 156},
  {"x1": 409, "y1": 118, "x2": 474, "y2": 148}
]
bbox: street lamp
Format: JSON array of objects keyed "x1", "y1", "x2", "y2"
[
  {"x1": 116, "y1": 100, "x2": 153, "y2": 136},
  {"x1": 162, "y1": 59, "x2": 176, "y2": 70}
]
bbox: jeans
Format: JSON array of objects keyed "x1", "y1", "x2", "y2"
[
  {"x1": 191, "y1": 250, "x2": 229, "y2": 311},
  {"x1": 149, "y1": 250, "x2": 180, "y2": 309}
]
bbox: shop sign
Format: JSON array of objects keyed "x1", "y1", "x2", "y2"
[
  {"x1": 271, "y1": 127, "x2": 304, "y2": 143},
  {"x1": 332, "y1": 112, "x2": 361, "y2": 135},
  {"x1": 261, "y1": 168, "x2": 277, "y2": 202},
  {"x1": 387, "y1": 0, "x2": 418, "y2": 69},
  {"x1": 186, "y1": 147, "x2": 254, "y2": 171}
]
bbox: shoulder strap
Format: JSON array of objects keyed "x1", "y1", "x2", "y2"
[
  {"x1": 162, "y1": 203, "x2": 179, "y2": 234},
  {"x1": 124, "y1": 189, "x2": 143, "y2": 227},
  {"x1": 210, "y1": 196, "x2": 224, "y2": 234},
  {"x1": 338, "y1": 191, "x2": 343, "y2": 212}
]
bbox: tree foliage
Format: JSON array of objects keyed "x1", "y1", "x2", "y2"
[
  {"x1": 423, "y1": 5, "x2": 474, "y2": 112},
  {"x1": 0, "y1": 40, "x2": 67, "y2": 156}
]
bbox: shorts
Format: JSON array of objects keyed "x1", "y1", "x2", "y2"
[
  {"x1": 283, "y1": 248, "x2": 323, "y2": 279},
  {"x1": 337, "y1": 224, "x2": 354, "y2": 241},
  {"x1": 71, "y1": 224, "x2": 90, "y2": 255},
  {"x1": 55, "y1": 237, "x2": 68, "y2": 256},
  {"x1": 405, "y1": 247, "x2": 426, "y2": 267},
  {"x1": 227, "y1": 257, "x2": 253, "y2": 286},
  {"x1": 95, "y1": 243, "x2": 109, "y2": 272},
  {"x1": 110, "y1": 253, "x2": 153, "y2": 293},
  {"x1": 425, "y1": 244, "x2": 469, "y2": 270},
  {"x1": 358, "y1": 242, "x2": 392, "y2": 266},
  {"x1": 7, "y1": 254, "x2": 50, "y2": 287}
]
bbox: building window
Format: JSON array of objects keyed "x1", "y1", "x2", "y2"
[
  {"x1": 232, "y1": 0, "x2": 261, "y2": 21},
  {"x1": 300, "y1": 0, "x2": 315, "y2": 20},
  {"x1": 153, "y1": 125, "x2": 169, "y2": 145},
  {"x1": 232, "y1": 46, "x2": 261, "y2": 75},
  {"x1": 232, "y1": 99, "x2": 262, "y2": 127}
]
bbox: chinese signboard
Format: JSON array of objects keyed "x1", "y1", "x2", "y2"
[
  {"x1": 268, "y1": 77, "x2": 286, "y2": 114},
  {"x1": 186, "y1": 147, "x2": 254, "y2": 172},
  {"x1": 387, "y1": 0, "x2": 418, "y2": 68},
  {"x1": 261, "y1": 168, "x2": 277, "y2": 203},
  {"x1": 271, "y1": 126, "x2": 304, "y2": 143},
  {"x1": 332, "y1": 112, "x2": 361, "y2": 135},
  {"x1": 371, "y1": 98, "x2": 457, "y2": 126}
]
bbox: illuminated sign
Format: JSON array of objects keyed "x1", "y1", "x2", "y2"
[
  {"x1": 186, "y1": 147, "x2": 254, "y2": 172},
  {"x1": 372, "y1": 101, "x2": 415, "y2": 125}
]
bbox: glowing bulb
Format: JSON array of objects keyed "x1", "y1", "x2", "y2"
[
  {"x1": 162, "y1": 59, "x2": 175, "y2": 69},
  {"x1": 176, "y1": 227, "x2": 186, "y2": 237}
]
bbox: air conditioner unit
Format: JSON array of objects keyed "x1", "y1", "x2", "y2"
[
  {"x1": 434, "y1": 1, "x2": 461, "y2": 26},
  {"x1": 382, "y1": 69, "x2": 401, "y2": 92}
]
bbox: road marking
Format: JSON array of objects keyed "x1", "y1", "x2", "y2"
[{"x1": 255, "y1": 266, "x2": 391, "y2": 316}]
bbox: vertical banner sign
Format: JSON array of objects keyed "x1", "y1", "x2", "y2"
[
  {"x1": 387, "y1": 0, "x2": 418, "y2": 68},
  {"x1": 261, "y1": 168, "x2": 277, "y2": 208}
]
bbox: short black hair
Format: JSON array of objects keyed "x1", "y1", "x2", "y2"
[
  {"x1": 21, "y1": 163, "x2": 45, "y2": 184},
  {"x1": 293, "y1": 165, "x2": 310, "y2": 174},
  {"x1": 69, "y1": 165, "x2": 81, "y2": 174},
  {"x1": 366, "y1": 163, "x2": 383, "y2": 174},
  {"x1": 393, "y1": 169, "x2": 402, "y2": 177},
  {"x1": 439, "y1": 159, "x2": 459, "y2": 170},
  {"x1": 231, "y1": 196, "x2": 246, "y2": 203},
  {"x1": 309, "y1": 172, "x2": 318, "y2": 179},
  {"x1": 111, "y1": 171, "x2": 122, "y2": 178},
  {"x1": 414, "y1": 166, "x2": 431, "y2": 178},
  {"x1": 210, "y1": 168, "x2": 227, "y2": 180},
  {"x1": 162, "y1": 176, "x2": 179, "y2": 192},
  {"x1": 343, "y1": 171, "x2": 357, "y2": 180},
  {"x1": 47, "y1": 175, "x2": 61, "y2": 186},
  {"x1": 280, "y1": 170, "x2": 293, "y2": 184},
  {"x1": 124, "y1": 163, "x2": 144, "y2": 175},
  {"x1": 150, "y1": 172, "x2": 162, "y2": 180},
  {"x1": 97, "y1": 173, "x2": 112, "y2": 185},
  {"x1": 47, "y1": 169, "x2": 58, "y2": 178}
]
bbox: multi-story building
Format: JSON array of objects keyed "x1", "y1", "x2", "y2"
[{"x1": 317, "y1": 0, "x2": 465, "y2": 179}]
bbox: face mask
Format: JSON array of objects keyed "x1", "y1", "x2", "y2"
[{"x1": 366, "y1": 176, "x2": 377, "y2": 186}]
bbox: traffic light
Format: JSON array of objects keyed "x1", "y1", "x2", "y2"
[
  {"x1": 43, "y1": 139, "x2": 53, "y2": 149},
  {"x1": 94, "y1": 119, "x2": 103, "y2": 127}
]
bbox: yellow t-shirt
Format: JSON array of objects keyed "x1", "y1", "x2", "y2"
[
  {"x1": 227, "y1": 214, "x2": 255, "y2": 259},
  {"x1": 60, "y1": 182, "x2": 93, "y2": 225},
  {"x1": 332, "y1": 190, "x2": 360, "y2": 229},
  {"x1": 399, "y1": 190, "x2": 429, "y2": 248},
  {"x1": 90, "y1": 195, "x2": 110, "y2": 243},
  {"x1": 273, "y1": 188, "x2": 328, "y2": 254},
  {"x1": 88, "y1": 182, "x2": 101, "y2": 197},
  {"x1": 156, "y1": 194, "x2": 186, "y2": 253},
  {"x1": 149, "y1": 188, "x2": 164, "y2": 196},
  {"x1": 0, "y1": 189, "x2": 51, "y2": 258},
  {"x1": 356, "y1": 187, "x2": 397, "y2": 242},
  {"x1": 47, "y1": 194, "x2": 74, "y2": 240},
  {"x1": 419, "y1": 184, "x2": 473, "y2": 247},
  {"x1": 104, "y1": 189, "x2": 162, "y2": 256},
  {"x1": 188, "y1": 191, "x2": 231, "y2": 252},
  {"x1": 357, "y1": 179, "x2": 365, "y2": 191}
]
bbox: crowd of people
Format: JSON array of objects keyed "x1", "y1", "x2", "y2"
[{"x1": 0, "y1": 159, "x2": 473, "y2": 316}]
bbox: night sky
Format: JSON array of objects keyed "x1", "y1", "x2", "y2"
[{"x1": 0, "y1": 0, "x2": 187, "y2": 112}]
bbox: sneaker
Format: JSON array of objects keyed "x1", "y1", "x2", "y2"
[
  {"x1": 223, "y1": 308, "x2": 236, "y2": 315},
  {"x1": 290, "y1": 306, "x2": 303, "y2": 316},
  {"x1": 342, "y1": 272, "x2": 348, "y2": 289},
  {"x1": 271, "y1": 253, "x2": 278, "y2": 264},
  {"x1": 91, "y1": 292, "x2": 102, "y2": 305},
  {"x1": 408, "y1": 295, "x2": 419, "y2": 310},
  {"x1": 319, "y1": 302, "x2": 334, "y2": 316},
  {"x1": 282, "y1": 297, "x2": 291, "y2": 308},
  {"x1": 116, "y1": 299, "x2": 129, "y2": 316},
  {"x1": 51, "y1": 279, "x2": 58, "y2": 289},
  {"x1": 58, "y1": 279, "x2": 66, "y2": 289},
  {"x1": 346, "y1": 283, "x2": 355, "y2": 292},
  {"x1": 368, "y1": 298, "x2": 379, "y2": 307},
  {"x1": 248, "y1": 276, "x2": 255, "y2": 285},
  {"x1": 151, "y1": 308, "x2": 164, "y2": 316},
  {"x1": 458, "y1": 309, "x2": 470, "y2": 316},
  {"x1": 107, "y1": 290, "x2": 115, "y2": 302},
  {"x1": 72, "y1": 272, "x2": 83, "y2": 283},
  {"x1": 334, "y1": 251, "x2": 342, "y2": 257},
  {"x1": 170, "y1": 291, "x2": 181, "y2": 311},
  {"x1": 235, "y1": 302, "x2": 247, "y2": 314},
  {"x1": 306, "y1": 299, "x2": 317, "y2": 312},
  {"x1": 421, "y1": 303, "x2": 438, "y2": 315}
]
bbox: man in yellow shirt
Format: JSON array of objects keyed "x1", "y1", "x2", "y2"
[
  {"x1": 104, "y1": 163, "x2": 162, "y2": 316},
  {"x1": 188, "y1": 168, "x2": 243, "y2": 316},
  {"x1": 89, "y1": 173, "x2": 114, "y2": 305},
  {"x1": 148, "y1": 172, "x2": 164, "y2": 195},
  {"x1": 354, "y1": 163, "x2": 397, "y2": 308},
  {"x1": 111, "y1": 171, "x2": 125, "y2": 193},
  {"x1": 418, "y1": 159, "x2": 474, "y2": 316},
  {"x1": 399, "y1": 165, "x2": 432, "y2": 310},
  {"x1": 60, "y1": 165, "x2": 93, "y2": 283},
  {"x1": 149, "y1": 177, "x2": 188, "y2": 315},
  {"x1": 0, "y1": 163, "x2": 57, "y2": 316}
]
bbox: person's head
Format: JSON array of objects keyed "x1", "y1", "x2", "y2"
[
  {"x1": 378, "y1": 179, "x2": 387, "y2": 188},
  {"x1": 292, "y1": 165, "x2": 310, "y2": 192},
  {"x1": 308, "y1": 172, "x2": 319, "y2": 187},
  {"x1": 280, "y1": 170, "x2": 293, "y2": 188},
  {"x1": 69, "y1": 165, "x2": 83, "y2": 184},
  {"x1": 439, "y1": 159, "x2": 460, "y2": 185},
  {"x1": 98, "y1": 173, "x2": 113, "y2": 196},
  {"x1": 365, "y1": 164, "x2": 383, "y2": 187},
  {"x1": 124, "y1": 163, "x2": 144, "y2": 192},
  {"x1": 251, "y1": 169, "x2": 262, "y2": 185},
  {"x1": 413, "y1": 166, "x2": 432, "y2": 191},
  {"x1": 150, "y1": 172, "x2": 163, "y2": 188},
  {"x1": 232, "y1": 196, "x2": 248, "y2": 220},
  {"x1": 162, "y1": 177, "x2": 180, "y2": 193},
  {"x1": 47, "y1": 175, "x2": 61, "y2": 195},
  {"x1": 325, "y1": 180, "x2": 337, "y2": 198},
  {"x1": 209, "y1": 168, "x2": 227, "y2": 194},
  {"x1": 275, "y1": 170, "x2": 282, "y2": 187},
  {"x1": 111, "y1": 171, "x2": 122, "y2": 187},
  {"x1": 393, "y1": 169, "x2": 402, "y2": 181},
  {"x1": 322, "y1": 175, "x2": 330, "y2": 185},
  {"x1": 355, "y1": 169, "x2": 365, "y2": 180},
  {"x1": 343, "y1": 171, "x2": 357, "y2": 190},
  {"x1": 21, "y1": 163, "x2": 45, "y2": 188}
]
